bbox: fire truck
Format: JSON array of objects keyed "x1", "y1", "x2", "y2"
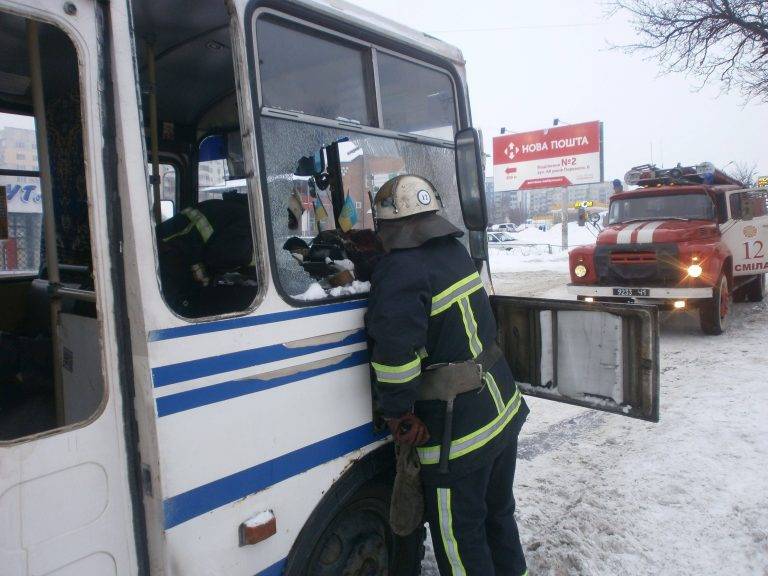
[{"x1": 568, "y1": 163, "x2": 768, "y2": 334}]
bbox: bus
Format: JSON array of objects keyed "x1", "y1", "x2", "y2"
[{"x1": 0, "y1": 1, "x2": 659, "y2": 574}]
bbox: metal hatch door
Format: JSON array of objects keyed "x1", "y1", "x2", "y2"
[{"x1": 490, "y1": 296, "x2": 660, "y2": 422}]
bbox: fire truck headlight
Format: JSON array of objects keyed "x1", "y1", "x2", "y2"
[
  {"x1": 574, "y1": 264, "x2": 588, "y2": 278},
  {"x1": 687, "y1": 264, "x2": 703, "y2": 278}
]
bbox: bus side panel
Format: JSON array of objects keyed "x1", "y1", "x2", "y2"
[{"x1": 147, "y1": 302, "x2": 383, "y2": 574}]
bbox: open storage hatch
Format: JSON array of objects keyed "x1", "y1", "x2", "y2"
[{"x1": 491, "y1": 296, "x2": 660, "y2": 422}]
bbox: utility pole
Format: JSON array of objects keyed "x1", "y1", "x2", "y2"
[{"x1": 561, "y1": 187, "x2": 569, "y2": 249}]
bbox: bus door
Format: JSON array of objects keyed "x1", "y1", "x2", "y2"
[
  {"x1": 724, "y1": 188, "x2": 768, "y2": 276},
  {"x1": 0, "y1": 3, "x2": 140, "y2": 575}
]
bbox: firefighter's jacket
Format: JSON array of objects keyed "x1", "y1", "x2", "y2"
[{"x1": 366, "y1": 235, "x2": 529, "y2": 483}]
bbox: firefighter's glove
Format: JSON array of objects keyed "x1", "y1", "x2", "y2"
[{"x1": 387, "y1": 413, "x2": 429, "y2": 446}]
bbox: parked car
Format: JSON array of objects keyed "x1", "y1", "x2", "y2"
[
  {"x1": 489, "y1": 222, "x2": 520, "y2": 233},
  {"x1": 488, "y1": 231, "x2": 517, "y2": 250}
]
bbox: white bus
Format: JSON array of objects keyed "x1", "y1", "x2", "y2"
[{"x1": 0, "y1": 1, "x2": 660, "y2": 574}]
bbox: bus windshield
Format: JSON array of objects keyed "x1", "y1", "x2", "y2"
[{"x1": 608, "y1": 193, "x2": 715, "y2": 224}]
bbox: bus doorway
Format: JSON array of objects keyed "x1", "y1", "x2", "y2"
[{"x1": 0, "y1": 4, "x2": 139, "y2": 574}]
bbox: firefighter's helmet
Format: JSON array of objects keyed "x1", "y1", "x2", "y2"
[
  {"x1": 372, "y1": 175, "x2": 461, "y2": 251},
  {"x1": 373, "y1": 175, "x2": 442, "y2": 221}
]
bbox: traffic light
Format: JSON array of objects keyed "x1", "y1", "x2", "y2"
[{"x1": 577, "y1": 206, "x2": 586, "y2": 227}]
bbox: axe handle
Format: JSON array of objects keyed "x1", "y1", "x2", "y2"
[{"x1": 438, "y1": 398, "x2": 454, "y2": 474}]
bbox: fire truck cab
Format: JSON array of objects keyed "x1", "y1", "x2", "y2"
[{"x1": 568, "y1": 163, "x2": 768, "y2": 334}]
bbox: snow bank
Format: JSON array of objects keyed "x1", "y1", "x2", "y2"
[
  {"x1": 490, "y1": 250, "x2": 570, "y2": 274},
  {"x1": 490, "y1": 221, "x2": 600, "y2": 275},
  {"x1": 514, "y1": 220, "x2": 600, "y2": 248}
]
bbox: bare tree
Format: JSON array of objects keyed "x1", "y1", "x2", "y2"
[
  {"x1": 727, "y1": 161, "x2": 758, "y2": 187},
  {"x1": 611, "y1": 0, "x2": 768, "y2": 102}
]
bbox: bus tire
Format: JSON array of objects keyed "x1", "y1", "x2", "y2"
[
  {"x1": 302, "y1": 480, "x2": 425, "y2": 576},
  {"x1": 700, "y1": 273, "x2": 731, "y2": 335},
  {"x1": 744, "y1": 274, "x2": 766, "y2": 302}
]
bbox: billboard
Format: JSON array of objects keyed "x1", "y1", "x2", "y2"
[{"x1": 493, "y1": 121, "x2": 603, "y2": 192}]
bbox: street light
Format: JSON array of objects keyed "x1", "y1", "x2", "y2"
[{"x1": 553, "y1": 118, "x2": 570, "y2": 126}]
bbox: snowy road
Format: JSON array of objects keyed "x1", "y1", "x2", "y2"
[{"x1": 422, "y1": 273, "x2": 768, "y2": 575}]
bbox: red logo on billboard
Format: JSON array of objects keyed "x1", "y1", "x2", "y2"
[{"x1": 504, "y1": 142, "x2": 520, "y2": 161}]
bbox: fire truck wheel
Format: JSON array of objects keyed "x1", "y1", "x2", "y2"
[
  {"x1": 744, "y1": 274, "x2": 766, "y2": 302},
  {"x1": 303, "y1": 481, "x2": 425, "y2": 576},
  {"x1": 700, "y1": 273, "x2": 731, "y2": 335}
]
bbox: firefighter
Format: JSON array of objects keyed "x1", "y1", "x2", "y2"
[
  {"x1": 157, "y1": 191, "x2": 257, "y2": 317},
  {"x1": 366, "y1": 175, "x2": 530, "y2": 576}
]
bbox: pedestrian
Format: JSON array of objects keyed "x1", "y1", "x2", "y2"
[{"x1": 365, "y1": 174, "x2": 530, "y2": 576}]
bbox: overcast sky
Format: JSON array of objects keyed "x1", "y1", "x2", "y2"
[{"x1": 350, "y1": 0, "x2": 767, "y2": 182}]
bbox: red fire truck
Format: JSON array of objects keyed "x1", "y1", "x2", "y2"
[{"x1": 568, "y1": 163, "x2": 768, "y2": 334}]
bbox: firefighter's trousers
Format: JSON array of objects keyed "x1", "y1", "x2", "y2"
[{"x1": 424, "y1": 436, "x2": 527, "y2": 576}]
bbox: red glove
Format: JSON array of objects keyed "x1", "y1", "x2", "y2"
[{"x1": 387, "y1": 413, "x2": 430, "y2": 446}]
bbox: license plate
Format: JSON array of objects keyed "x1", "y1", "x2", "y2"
[{"x1": 613, "y1": 288, "x2": 650, "y2": 297}]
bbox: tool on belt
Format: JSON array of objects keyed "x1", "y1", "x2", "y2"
[{"x1": 419, "y1": 342, "x2": 503, "y2": 473}]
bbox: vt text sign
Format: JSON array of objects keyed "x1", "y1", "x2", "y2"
[{"x1": 493, "y1": 121, "x2": 603, "y2": 192}]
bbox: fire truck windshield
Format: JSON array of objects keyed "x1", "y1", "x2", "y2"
[{"x1": 608, "y1": 193, "x2": 715, "y2": 224}]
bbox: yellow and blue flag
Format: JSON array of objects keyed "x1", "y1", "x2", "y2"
[
  {"x1": 338, "y1": 194, "x2": 358, "y2": 232},
  {"x1": 314, "y1": 197, "x2": 330, "y2": 232}
]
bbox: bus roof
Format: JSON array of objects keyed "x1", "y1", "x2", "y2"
[{"x1": 299, "y1": 0, "x2": 466, "y2": 66}]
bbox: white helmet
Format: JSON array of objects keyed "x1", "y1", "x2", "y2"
[{"x1": 373, "y1": 175, "x2": 442, "y2": 221}]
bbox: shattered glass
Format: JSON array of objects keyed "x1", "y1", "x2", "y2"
[{"x1": 259, "y1": 117, "x2": 467, "y2": 300}]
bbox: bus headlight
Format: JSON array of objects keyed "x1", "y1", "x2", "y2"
[
  {"x1": 687, "y1": 264, "x2": 703, "y2": 278},
  {"x1": 574, "y1": 264, "x2": 588, "y2": 278}
]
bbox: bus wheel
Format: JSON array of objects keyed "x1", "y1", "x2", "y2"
[
  {"x1": 305, "y1": 482, "x2": 425, "y2": 576},
  {"x1": 700, "y1": 273, "x2": 731, "y2": 335}
]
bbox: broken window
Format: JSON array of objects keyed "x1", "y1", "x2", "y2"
[
  {"x1": 252, "y1": 13, "x2": 466, "y2": 303},
  {"x1": 259, "y1": 117, "x2": 466, "y2": 302}
]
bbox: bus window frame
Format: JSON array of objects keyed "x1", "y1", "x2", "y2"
[
  {"x1": 0, "y1": 11, "x2": 111, "y2": 445},
  {"x1": 140, "y1": 29, "x2": 266, "y2": 324},
  {"x1": 148, "y1": 156, "x2": 181, "y2": 204},
  {"x1": 245, "y1": 1, "x2": 471, "y2": 308},
  {"x1": 250, "y1": 7, "x2": 461, "y2": 147}
]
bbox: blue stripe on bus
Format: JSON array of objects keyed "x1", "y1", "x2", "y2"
[
  {"x1": 256, "y1": 559, "x2": 286, "y2": 576},
  {"x1": 152, "y1": 329, "x2": 367, "y2": 388},
  {"x1": 149, "y1": 299, "x2": 368, "y2": 342},
  {"x1": 163, "y1": 421, "x2": 385, "y2": 529},
  {"x1": 156, "y1": 349, "x2": 370, "y2": 417}
]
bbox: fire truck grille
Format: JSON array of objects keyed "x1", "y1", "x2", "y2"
[
  {"x1": 595, "y1": 244, "x2": 682, "y2": 286},
  {"x1": 610, "y1": 252, "x2": 657, "y2": 265}
]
